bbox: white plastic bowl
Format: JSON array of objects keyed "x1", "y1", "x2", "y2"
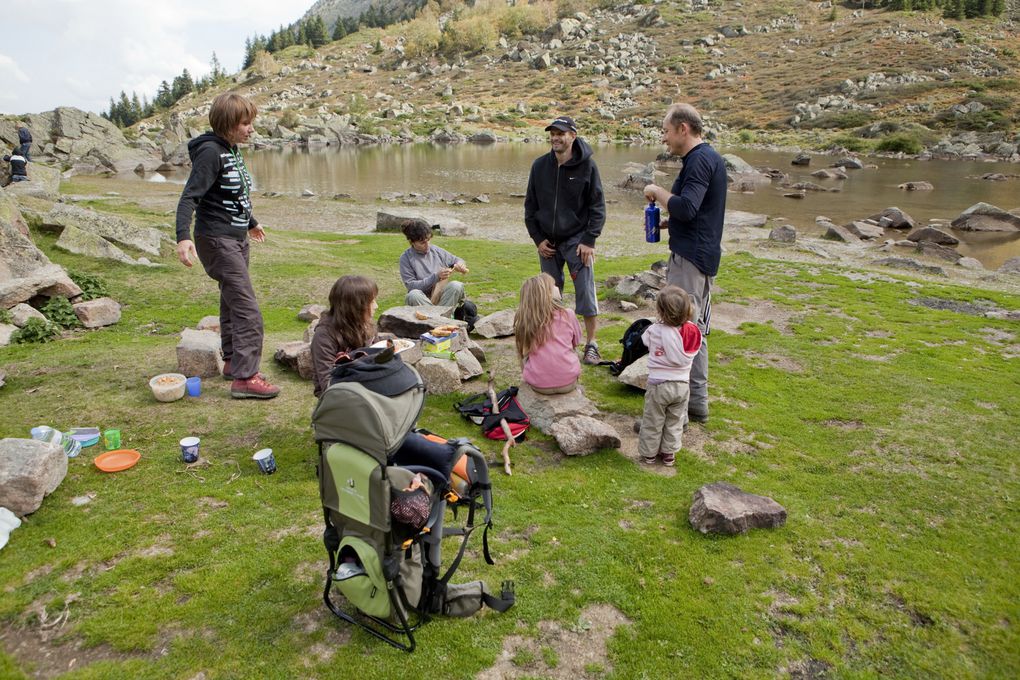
[{"x1": 149, "y1": 373, "x2": 187, "y2": 402}]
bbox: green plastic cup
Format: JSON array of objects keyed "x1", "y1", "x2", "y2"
[{"x1": 103, "y1": 429, "x2": 121, "y2": 450}]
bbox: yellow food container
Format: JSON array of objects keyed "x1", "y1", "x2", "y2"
[{"x1": 420, "y1": 331, "x2": 456, "y2": 353}]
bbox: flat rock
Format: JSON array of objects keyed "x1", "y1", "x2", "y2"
[
  {"x1": 0, "y1": 324, "x2": 16, "y2": 347},
  {"x1": 274, "y1": 341, "x2": 314, "y2": 380},
  {"x1": 998, "y1": 257, "x2": 1020, "y2": 274},
  {"x1": 898, "y1": 181, "x2": 934, "y2": 191},
  {"x1": 791, "y1": 153, "x2": 811, "y2": 166},
  {"x1": 688, "y1": 482, "x2": 786, "y2": 535},
  {"x1": 3, "y1": 164, "x2": 61, "y2": 200},
  {"x1": 54, "y1": 224, "x2": 137, "y2": 264},
  {"x1": 618, "y1": 340, "x2": 657, "y2": 384},
  {"x1": 9, "y1": 303, "x2": 45, "y2": 327},
  {"x1": 516, "y1": 383, "x2": 597, "y2": 434},
  {"x1": 463, "y1": 337, "x2": 486, "y2": 363},
  {"x1": 376, "y1": 211, "x2": 429, "y2": 233},
  {"x1": 176, "y1": 328, "x2": 223, "y2": 378},
  {"x1": 550, "y1": 415, "x2": 621, "y2": 456},
  {"x1": 724, "y1": 210, "x2": 768, "y2": 229},
  {"x1": 472, "y1": 309, "x2": 516, "y2": 338},
  {"x1": 415, "y1": 356, "x2": 462, "y2": 395},
  {"x1": 0, "y1": 438, "x2": 67, "y2": 517},
  {"x1": 845, "y1": 220, "x2": 884, "y2": 240},
  {"x1": 298, "y1": 304, "x2": 327, "y2": 322},
  {"x1": 377, "y1": 305, "x2": 463, "y2": 338},
  {"x1": 872, "y1": 257, "x2": 946, "y2": 277},
  {"x1": 43, "y1": 203, "x2": 164, "y2": 256},
  {"x1": 454, "y1": 348, "x2": 483, "y2": 380},
  {"x1": 72, "y1": 297, "x2": 121, "y2": 328},
  {"x1": 906, "y1": 226, "x2": 958, "y2": 245},
  {"x1": 196, "y1": 315, "x2": 220, "y2": 332},
  {"x1": 822, "y1": 222, "x2": 859, "y2": 243},
  {"x1": 916, "y1": 241, "x2": 961, "y2": 263},
  {"x1": 950, "y1": 202, "x2": 1020, "y2": 232}
]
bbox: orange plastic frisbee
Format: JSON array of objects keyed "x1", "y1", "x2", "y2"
[{"x1": 94, "y1": 449, "x2": 141, "y2": 472}]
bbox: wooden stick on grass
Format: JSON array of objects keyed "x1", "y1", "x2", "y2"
[{"x1": 487, "y1": 370, "x2": 515, "y2": 476}]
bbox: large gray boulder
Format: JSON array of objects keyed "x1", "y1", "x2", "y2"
[
  {"x1": 176, "y1": 328, "x2": 223, "y2": 378},
  {"x1": 0, "y1": 324, "x2": 16, "y2": 347},
  {"x1": 549, "y1": 416, "x2": 621, "y2": 456},
  {"x1": 724, "y1": 210, "x2": 768, "y2": 229},
  {"x1": 3, "y1": 164, "x2": 61, "y2": 201},
  {"x1": 35, "y1": 107, "x2": 162, "y2": 174},
  {"x1": 43, "y1": 204, "x2": 165, "y2": 256},
  {"x1": 868, "y1": 207, "x2": 915, "y2": 230},
  {"x1": 415, "y1": 356, "x2": 462, "y2": 394},
  {"x1": 55, "y1": 224, "x2": 137, "y2": 264},
  {"x1": 376, "y1": 211, "x2": 429, "y2": 233},
  {"x1": 844, "y1": 220, "x2": 884, "y2": 240},
  {"x1": 906, "y1": 226, "x2": 958, "y2": 245},
  {"x1": 950, "y1": 202, "x2": 1020, "y2": 232},
  {"x1": 472, "y1": 309, "x2": 516, "y2": 338},
  {"x1": 377, "y1": 306, "x2": 463, "y2": 338},
  {"x1": 0, "y1": 189, "x2": 29, "y2": 236},
  {"x1": 688, "y1": 482, "x2": 787, "y2": 535},
  {"x1": 0, "y1": 438, "x2": 67, "y2": 517},
  {"x1": 0, "y1": 264, "x2": 81, "y2": 309},
  {"x1": 73, "y1": 297, "x2": 121, "y2": 328},
  {"x1": 516, "y1": 383, "x2": 597, "y2": 434},
  {"x1": 8, "y1": 303, "x2": 45, "y2": 327}
]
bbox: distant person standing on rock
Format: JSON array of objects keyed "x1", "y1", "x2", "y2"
[
  {"x1": 17, "y1": 123, "x2": 32, "y2": 160},
  {"x1": 642, "y1": 103, "x2": 727, "y2": 424},
  {"x1": 175, "y1": 93, "x2": 280, "y2": 400},
  {"x1": 3, "y1": 149, "x2": 28, "y2": 184},
  {"x1": 524, "y1": 115, "x2": 606, "y2": 365}
]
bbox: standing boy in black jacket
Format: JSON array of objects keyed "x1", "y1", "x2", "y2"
[{"x1": 524, "y1": 116, "x2": 606, "y2": 365}]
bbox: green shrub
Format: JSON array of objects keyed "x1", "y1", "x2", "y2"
[
  {"x1": 404, "y1": 12, "x2": 441, "y2": 58},
  {"x1": 830, "y1": 134, "x2": 871, "y2": 153},
  {"x1": 875, "y1": 133, "x2": 923, "y2": 154},
  {"x1": 42, "y1": 296, "x2": 81, "y2": 329},
  {"x1": 440, "y1": 15, "x2": 497, "y2": 56},
  {"x1": 803, "y1": 110, "x2": 876, "y2": 129},
  {"x1": 737, "y1": 129, "x2": 755, "y2": 144},
  {"x1": 278, "y1": 109, "x2": 301, "y2": 129},
  {"x1": 68, "y1": 271, "x2": 108, "y2": 302},
  {"x1": 497, "y1": 4, "x2": 548, "y2": 39},
  {"x1": 11, "y1": 317, "x2": 59, "y2": 344},
  {"x1": 0, "y1": 308, "x2": 11, "y2": 324}
]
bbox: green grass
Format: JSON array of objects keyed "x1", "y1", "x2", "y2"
[{"x1": 1, "y1": 213, "x2": 1019, "y2": 677}]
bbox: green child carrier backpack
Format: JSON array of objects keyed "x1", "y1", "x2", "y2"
[{"x1": 312, "y1": 345, "x2": 514, "y2": 651}]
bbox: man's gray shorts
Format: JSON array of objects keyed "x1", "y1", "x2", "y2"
[{"x1": 538, "y1": 234, "x2": 598, "y2": 317}]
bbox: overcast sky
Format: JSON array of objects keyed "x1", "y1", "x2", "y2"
[{"x1": 0, "y1": 1, "x2": 301, "y2": 116}]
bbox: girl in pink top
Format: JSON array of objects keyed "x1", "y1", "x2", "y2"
[
  {"x1": 513, "y1": 273, "x2": 582, "y2": 394},
  {"x1": 638, "y1": 286, "x2": 702, "y2": 467}
]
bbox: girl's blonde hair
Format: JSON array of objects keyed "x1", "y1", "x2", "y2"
[
  {"x1": 327, "y1": 275, "x2": 378, "y2": 350},
  {"x1": 513, "y1": 273, "x2": 562, "y2": 359},
  {"x1": 656, "y1": 285, "x2": 693, "y2": 327}
]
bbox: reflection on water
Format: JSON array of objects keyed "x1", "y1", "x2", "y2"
[{"x1": 161, "y1": 143, "x2": 1019, "y2": 268}]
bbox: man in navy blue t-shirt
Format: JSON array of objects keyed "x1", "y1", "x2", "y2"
[{"x1": 643, "y1": 103, "x2": 727, "y2": 424}]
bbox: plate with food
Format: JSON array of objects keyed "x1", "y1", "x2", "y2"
[{"x1": 370, "y1": 338, "x2": 416, "y2": 354}]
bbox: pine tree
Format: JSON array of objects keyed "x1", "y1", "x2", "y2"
[
  {"x1": 307, "y1": 16, "x2": 329, "y2": 47},
  {"x1": 332, "y1": 19, "x2": 347, "y2": 41}
]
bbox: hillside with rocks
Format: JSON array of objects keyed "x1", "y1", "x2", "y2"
[{"x1": 122, "y1": 0, "x2": 1019, "y2": 164}]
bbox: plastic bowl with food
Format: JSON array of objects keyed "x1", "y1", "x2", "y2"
[{"x1": 149, "y1": 373, "x2": 187, "y2": 402}]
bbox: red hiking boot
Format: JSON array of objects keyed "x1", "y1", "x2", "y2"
[{"x1": 230, "y1": 374, "x2": 280, "y2": 399}]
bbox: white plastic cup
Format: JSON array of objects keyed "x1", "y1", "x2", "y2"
[
  {"x1": 180, "y1": 437, "x2": 200, "y2": 463},
  {"x1": 252, "y1": 448, "x2": 276, "y2": 474}
]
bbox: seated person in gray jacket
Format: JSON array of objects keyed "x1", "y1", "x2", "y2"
[{"x1": 398, "y1": 220, "x2": 468, "y2": 307}]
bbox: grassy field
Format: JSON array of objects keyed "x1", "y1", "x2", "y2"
[{"x1": 1, "y1": 197, "x2": 1019, "y2": 678}]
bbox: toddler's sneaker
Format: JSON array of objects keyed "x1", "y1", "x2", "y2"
[
  {"x1": 639, "y1": 456, "x2": 657, "y2": 467},
  {"x1": 659, "y1": 451, "x2": 676, "y2": 467},
  {"x1": 583, "y1": 342, "x2": 602, "y2": 365}
]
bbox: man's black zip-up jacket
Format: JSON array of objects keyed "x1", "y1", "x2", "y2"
[
  {"x1": 524, "y1": 137, "x2": 605, "y2": 248},
  {"x1": 175, "y1": 132, "x2": 258, "y2": 242}
]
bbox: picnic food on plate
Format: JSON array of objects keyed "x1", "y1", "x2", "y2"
[{"x1": 430, "y1": 324, "x2": 459, "y2": 337}]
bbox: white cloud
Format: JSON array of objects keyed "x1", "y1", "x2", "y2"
[{"x1": 1, "y1": 1, "x2": 299, "y2": 115}]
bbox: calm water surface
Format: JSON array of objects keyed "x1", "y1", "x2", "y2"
[{"x1": 181, "y1": 144, "x2": 1018, "y2": 268}]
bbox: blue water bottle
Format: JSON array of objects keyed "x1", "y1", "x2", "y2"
[{"x1": 644, "y1": 200, "x2": 661, "y2": 243}]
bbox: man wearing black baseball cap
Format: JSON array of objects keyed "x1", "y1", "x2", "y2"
[{"x1": 524, "y1": 116, "x2": 606, "y2": 365}]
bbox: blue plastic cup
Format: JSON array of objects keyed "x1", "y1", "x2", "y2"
[
  {"x1": 252, "y1": 448, "x2": 276, "y2": 474},
  {"x1": 186, "y1": 376, "x2": 201, "y2": 397},
  {"x1": 180, "y1": 437, "x2": 200, "y2": 463}
]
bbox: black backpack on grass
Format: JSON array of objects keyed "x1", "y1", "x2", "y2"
[{"x1": 606, "y1": 318, "x2": 653, "y2": 376}]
